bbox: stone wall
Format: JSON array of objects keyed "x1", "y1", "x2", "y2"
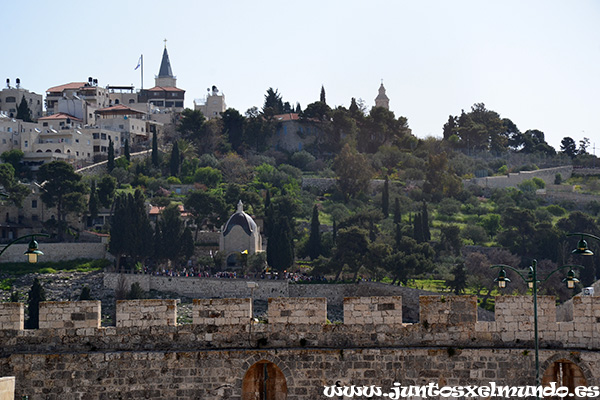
[
  {"x1": 1, "y1": 295, "x2": 600, "y2": 399},
  {"x1": 116, "y1": 299, "x2": 177, "y2": 328},
  {"x1": 0, "y1": 303, "x2": 23, "y2": 330},
  {"x1": 0, "y1": 377, "x2": 14, "y2": 400},
  {"x1": 39, "y1": 301, "x2": 100, "y2": 329},
  {"x1": 193, "y1": 298, "x2": 252, "y2": 326},
  {"x1": 0, "y1": 242, "x2": 107, "y2": 263},
  {"x1": 104, "y1": 273, "x2": 289, "y2": 301},
  {"x1": 75, "y1": 149, "x2": 152, "y2": 177},
  {"x1": 465, "y1": 165, "x2": 573, "y2": 189},
  {"x1": 343, "y1": 296, "x2": 402, "y2": 325},
  {"x1": 268, "y1": 297, "x2": 327, "y2": 325}
]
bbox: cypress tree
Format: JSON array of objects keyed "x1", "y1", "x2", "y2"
[
  {"x1": 169, "y1": 141, "x2": 180, "y2": 177},
  {"x1": 393, "y1": 197, "x2": 401, "y2": 224},
  {"x1": 395, "y1": 223, "x2": 402, "y2": 248},
  {"x1": 422, "y1": 201, "x2": 431, "y2": 241},
  {"x1": 26, "y1": 278, "x2": 46, "y2": 329},
  {"x1": 307, "y1": 204, "x2": 322, "y2": 260},
  {"x1": 320, "y1": 85, "x2": 326, "y2": 105},
  {"x1": 332, "y1": 218, "x2": 337, "y2": 244},
  {"x1": 16, "y1": 96, "x2": 33, "y2": 122},
  {"x1": 382, "y1": 176, "x2": 389, "y2": 218},
  {"x1": 107, "y1": 139, "x2": 115, "y2": 172},
  {"x1": 151, "y1": 131, "x2": 159, "y2": 167},
  {"x1": 413, "y1": 213, "x2": 423, "y2": 243},
  {"x1": 88, "y1": 180, "x2": 99, "y2": 220},
  {"x1": 124, "y1": 139, "x2": 131, "y2": 161}
]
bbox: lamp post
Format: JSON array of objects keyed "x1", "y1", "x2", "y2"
[
  {"x1": 491, "y1": 260, "x2": 583, "y2": 398},
  {"x1": 0, "y1": 234, "x2": 51, "y2": 263}
]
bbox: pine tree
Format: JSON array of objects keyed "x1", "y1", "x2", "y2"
[
  {"x1": 26, "y1": 278, "x2": 46, "y2": 329},
  {"x1": 107, "y1": 139, "x2": 115, "y2": 172},
  {"x1": 295, "y1": 103, "x2": 302, "y2": 113},
  {"x1": 382, "y1": 176, "x2": 389, "y2": 218},
  {"x1": 124, "y1": 139, "x2": 131, "y2": 162},
  {"x1": 393, "y1": 198, "x2": 401, "y2": 224},
  {"x1": 307, "y1": 204, "x2": 322, "y2": 260},
  {"x1": 152, "y1": 131, "x2": 159, "y2": 167},
  {"x1": 169, "y1": 141, "x2": 180, "y2": 177},
  {"x1": 320, "y1": 85, "x2": 326, "y2": 105}
]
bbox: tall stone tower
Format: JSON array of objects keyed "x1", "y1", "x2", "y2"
[
  {"x1": 374, "y1": 82, "x2": 390, "y2": 110},
  {"x1": 155, "y1": 43, "x2": 177, "y2": 88}
]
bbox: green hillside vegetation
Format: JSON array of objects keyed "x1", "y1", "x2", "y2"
[{"x1": 3, "y1": 96, "x2": 599, "y2": 306}]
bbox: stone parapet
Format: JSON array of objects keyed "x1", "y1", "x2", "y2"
[
  {"x1": 193, "y1": 298, "x2": 252, "y2": 325},
  {"x1": 116, "y1": 299, "x2": 177, "y2": 328},
  {"x1": 268, "y1": 297, "x2": 327, "y2": 324},
  {"x1": 0, "y1": 303, "x2": 23, "y2": 330},
  {"x1": 343, "y1": 296, "x2": 402, "y2": 325},
  {"x1": 39, "y1": 301, "x2": 101, "y2": 329}
]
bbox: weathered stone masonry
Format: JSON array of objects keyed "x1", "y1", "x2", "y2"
[{"x1": 0, "y1": 295, "x2": 599, "y2": 399}]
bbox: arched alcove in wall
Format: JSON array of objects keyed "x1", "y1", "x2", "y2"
[
  {"x1": 542, "y1": 358, "x2": 588, "y2": 399},
  {"x1": 242, "y1": 360, "x2": 287, "y2": 400}
]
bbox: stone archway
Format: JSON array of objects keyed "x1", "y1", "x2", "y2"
[
  {"x1": 542, "y1": 358, "x2": 587, "y2": 399},
  {"x1": 242, "y1": 360, "x2": 287, "y2": 400}
]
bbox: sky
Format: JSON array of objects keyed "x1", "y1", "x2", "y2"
[{"x1": 4, "y1": 0, "x2": 599, "y2": 152}]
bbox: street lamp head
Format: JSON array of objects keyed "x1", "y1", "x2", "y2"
[
  {"x1": 563, "y1": 269, "x2": 579, "y2": 289},
  {"x1": 572, "y1": 237, "x2": 594, "y2": 256},
  {"x1": 495, "y1": 269, "x2": 510, "y2": 288},
  {"x1": 24, "y1": 238, "x2": 43, "y2": 263}
]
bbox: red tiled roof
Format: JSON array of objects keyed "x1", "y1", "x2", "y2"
[
  {"x1": 273, "y1": 113, "x2": 300, "y2": 121},
  {"x1": 95, "y1": 104, "x2": 145, "y2": 114},
  {"x1": 38, "y1": 113, "x2": 82, "y2": 122},
  {"x1": 46, "y1": 82, "x2": 87, "y2": 93},
  {"x1": 147, "y1": 86, "x2": 185, "y2": 92},
  {"x1": 149, "y1": 204, "x2": 190, "y2": 217}
]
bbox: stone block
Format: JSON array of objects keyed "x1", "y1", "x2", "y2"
[{"x1": 39, "y1": 301, "x2": 101, "y2": 330}]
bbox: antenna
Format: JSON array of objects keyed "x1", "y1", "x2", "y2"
[{"x1": 5, "y1": 78, "x2": 9, "y2": 89}]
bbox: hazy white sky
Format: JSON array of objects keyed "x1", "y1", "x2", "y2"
[{"x1": 5, "y1": 0, "x2": 599, "y2": 151}]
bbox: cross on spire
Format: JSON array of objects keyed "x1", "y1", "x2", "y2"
[{"x1": 163, "y1": 38, "x2": 167, "y2": 48}]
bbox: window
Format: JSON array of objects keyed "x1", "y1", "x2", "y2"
[
  {"x1": 100, "y1": 133, "x2": 106, "y2": 140},
  {"x1": 32, "y1": 215, "x2": 39, "y2": 221},
  {"x1": 32, "y1": 200, "x2": 37, "y2": 208},
  {"x1": 93, "y1": 133, "x2": 99, "y2": 139},
  {"x1": 43, "y1": 122, "x2": 48, "y2": 127},
  {"x1": 24, "y1": 140, "x2": 28, "y2": 148},
  {"x1": 119, "y1": 125, "x2": 124, "y2": 129},
  {"x1": 6, "y1": 96, "x2": 16, "y2": 103}
]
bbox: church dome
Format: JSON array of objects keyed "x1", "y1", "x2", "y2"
[{"x1": 222, "y1": 200, "x2": 257, "y2": 237}]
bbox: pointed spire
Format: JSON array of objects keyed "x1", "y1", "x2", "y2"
[
  {"x1": 237, "y1": 200, "x2": 244, "y2": 213},
  {"x1": 158, "y1": 46, "x2": 173, "y2": 78}
]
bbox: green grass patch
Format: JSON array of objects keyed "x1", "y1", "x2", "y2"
[
  {"x1": 0, "y1": 258, "x2": 110, "y2": 276},
  {"x1": 0, "y1": 278, "x2": 14, "y2": 291}
]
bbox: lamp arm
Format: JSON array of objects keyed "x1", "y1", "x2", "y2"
[
  {"x1": 491, "y1": 264, "x2": 529, "y2": 282},
  {"x1": 567, "y1": 232, "x2": 600, "y2": 242},
  {"x1": 0, "y1": 234, "x2": 51, "y2": 258},
  {"x1": 538, "y1": 264, "x2": 585, "y2": 284}
]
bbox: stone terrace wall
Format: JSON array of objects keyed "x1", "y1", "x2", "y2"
[
  {"x1": 103, "y1": 273, "x2": 288, "y2": 301},
  {"x1": 465, "y1": 165, "x2": 573, "y2": 189},
  {"x1": 0, "y1": 303, "x2": 23, "y2": 331},
  {"x1": 0, "y1": 242, "x2": 107, "y2": 263}
]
